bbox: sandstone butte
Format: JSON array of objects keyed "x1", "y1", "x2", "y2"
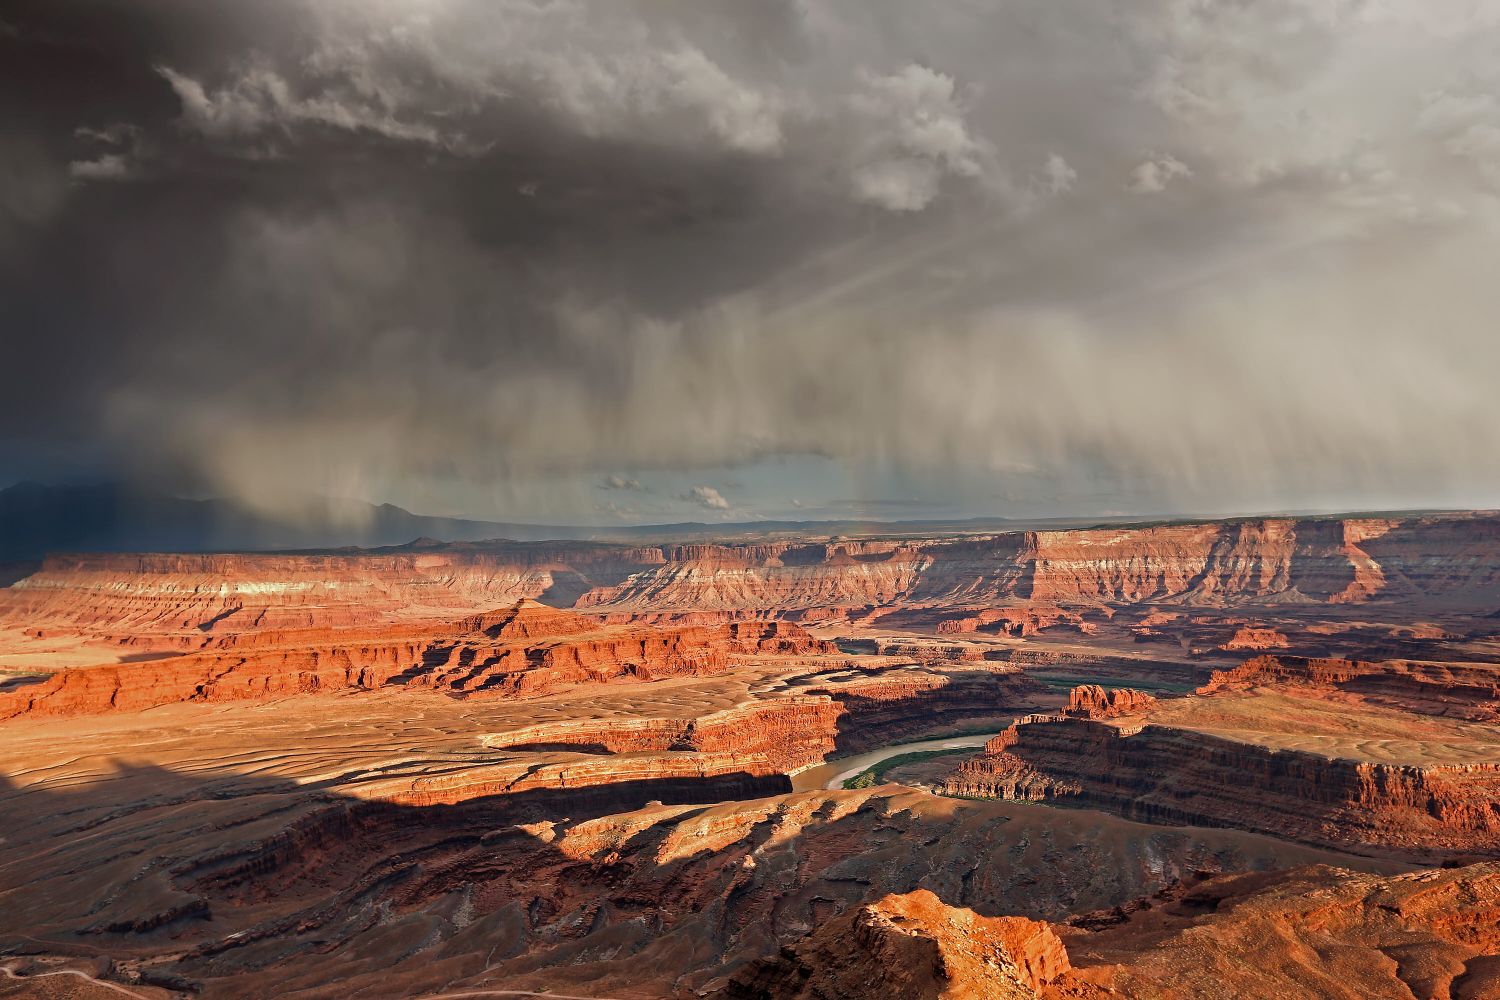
[
  {"x1": 1219, "y1": 624, "x2": 1291, "y2": 650},
  {"x1": 1063, "y1": 683, "x2": 1159, "y2": 719}
]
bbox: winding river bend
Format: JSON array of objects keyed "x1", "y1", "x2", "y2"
[{"x1": 789, "y1": 731, "x2": 1001, "y2": 792}]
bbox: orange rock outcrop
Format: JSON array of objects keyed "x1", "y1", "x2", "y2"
[
  {"x1": 724, "y1": 888, "x2": 1069, "y2": 999},
  {"x1": 1220, "y1": 625, "x2": 1290, "y2": 650},
  {"x1": 1064, "y1": 684, "x2": 1158, "y2": 719},
  {"x1": 1054, "y1": 862, "x2": 1500, "y2": 998}
]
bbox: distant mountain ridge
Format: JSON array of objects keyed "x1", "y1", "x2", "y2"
[
  {"x1": 0, "y1": 481, "x2": 1469, "y2": 562},
  {"x1": 0, "y1": 482, "x2": 1031, "y2": 560},
  {"x1": 0, "y1": 482, "x2": 587, "y2": 562}
]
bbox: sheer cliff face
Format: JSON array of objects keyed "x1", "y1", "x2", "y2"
[
  {"x1": 0, "y1": 547, "x2": 666, "y2": 633},
  {"x1": 948, "y1": 716, "x2": 1500, "y2": 861},
  {"x1": 6, "y1": 514, "x2": 1498, "y2": 635}
]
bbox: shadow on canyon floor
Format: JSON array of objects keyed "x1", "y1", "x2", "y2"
[{"x1": 0, "y1": 753, "x2": 1418, "y2": 999}]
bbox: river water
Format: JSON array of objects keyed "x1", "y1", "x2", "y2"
[{"x1": 789, "y1": 731, "x2": 1000, "y2": 792}]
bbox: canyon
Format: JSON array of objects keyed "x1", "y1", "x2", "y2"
[{"x1": 2, "y1": 511, "x2": 1499, "y2": 997}]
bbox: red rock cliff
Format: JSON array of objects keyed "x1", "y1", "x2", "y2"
[
  {"x1": 7, "y1": 513, "x2": 1498, "y2": 633},
  {"x1": 946, "y1": 716, "x2": 1500, "y2": 861}
]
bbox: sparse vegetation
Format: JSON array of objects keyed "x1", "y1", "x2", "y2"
[
  {"x1": 1030, "y1": 672, "x2": 1197, "y2": 695},
  {"x1": 842, "y1": 747, "x2": 975, "y2": 789}
]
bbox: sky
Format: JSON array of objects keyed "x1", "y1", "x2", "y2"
[{"x1": 3, "y1": 0, "x2": 1500, "y2": 526}]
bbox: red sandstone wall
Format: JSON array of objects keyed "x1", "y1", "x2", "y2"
[
  {"x1": 947, "y1": 715, "x2": 1500, "y2": 860},
  {"x1": 7, "y1": 514, "x2": 1498, "y2": 636},
  {"x1": 0, "y1": 610, "x2": 837, "y2": 720}
]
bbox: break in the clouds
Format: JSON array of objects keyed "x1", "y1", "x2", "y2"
[{"x1": 3, "y1": 0, "x2": 1500, "y2": 524}]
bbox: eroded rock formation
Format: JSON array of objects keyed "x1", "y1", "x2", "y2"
[
  {"x1": 8, "y1": 514, "x2": 1500, "y2": 642},
  {"x1": 947, "y1": 714, "x2": 1500, "y2": 861},
  {"x1": 723, "y1": 889, "x2": 1069, "y2": 999},
  {"x1": 1201, "y1": 654, "x2": 1500, "y2": 721},
  {"x1": 458, "y1": 668, "x2": 1044, "y2": 803},
  {"x1": 1220, "y1": 625, "x2": 1290, "y2": 650},
  {"x1": 1057, "y1": 862, "x2": 1500, "y2": 999},
  {"x1": 6, "y1": 759, "x2": 1409, "y2": 1000},
  {"x1": 0, "y1": 601, "x2": 837, "y2": 719},
  {"x1": 4, "y1": 511, "x2": 1500, "y2": 997},
  {"x1": 1064, "y1": 684, "x2": 1158, "y2": 719}
]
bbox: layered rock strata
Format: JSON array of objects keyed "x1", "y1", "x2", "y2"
[
  {"x1": 1064, "y1": 684, "x2": 1158, "y2": 719},
  {"x1": 462, "y1": 668, "x2": 1046, "y2": 804},
  {"x1": 946, "y1": 711, "x2": 1500, "y2": 860},
  {"x1": 7, "y1": 513, "x2": 1499, "y2": 639},
  {"x1": 1201, "y1": 654, "x2": 1500, "y2": 721},
  {"x1": 0, "y1": 600, "x2": 836, "y2": 719}
]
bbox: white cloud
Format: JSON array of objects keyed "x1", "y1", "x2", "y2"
[
  {"x1": 681, "y1": 485, "x2": 730, "y2": 510},
  {"x1": 1447, "y1": 124, "x2": 1500, "y2": 187},
  {"x1": 1129, "y1": 154, "x2": 1191, "y2": 193},
  {"x1": 69, "y1": 154, "x2": 131, "y2": 180},
  {"x1": 654, "y1": 48, "x2": 784, "y2": 154},
  {"x1": 851, "y1": 158, "x2": 943, "y2": 212},
  {"x1": 1042, "y1": 153, "x2": 1077, "y2": 195},
  {"x1": 848, "y1": 64, "x2": 985, "y2": 211},
  {"x1": 157, "y1": 63, "x2": 457, "y2": 149},
  {"x1": 69, "y1": 123, "x2": 145, "y2": 181}
]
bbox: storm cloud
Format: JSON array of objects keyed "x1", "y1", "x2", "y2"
[{"x1": 3, "y1": 0, "x2": 1500, "y2": 522}]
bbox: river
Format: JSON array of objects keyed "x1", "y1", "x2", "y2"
[{"x1": 789, "y1": 731, "x2": 1000, "y2": 792}]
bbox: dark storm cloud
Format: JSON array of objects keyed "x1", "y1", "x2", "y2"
[{"x1": 3, "y1": 0, "x2": 1500, "y2": 521}]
